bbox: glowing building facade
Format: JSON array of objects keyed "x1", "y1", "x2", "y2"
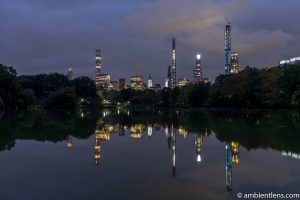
[
  {"x1": 96, "y1": 74, "x2": 111, "y2": 92},
  {"x1": 280, "y1": 57, "x2": 300, "y2": 66},
  {"x1": 193, "y1": 54, "x2": 203, "y2": 82},
  {"x1": 178, "y1": 78, "x2": 189, "y2": 88},
  {"x1": 165, "y1": 65, "x2": 172, "y2": 88},
  {"x1": 231, "y1": 52, "x2": 239, "y2": 74},
  {"x1": 225, "y1": 23, "x2": 232, "y2": 75},
  {"x1": 170, "y1": 38, "x2": 176, "y2": 89},
  {"x1": 130, "y1": 75, "x2": 145, "y2": 91},
  {"x1": 147, "y1": 74, "x2": 152, "y2": 88}
]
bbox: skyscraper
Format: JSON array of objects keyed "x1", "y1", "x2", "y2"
[
  {"x1": 165, "y1": 65, "x2": 171, "y2": 88},
  {"x1": 148, "y1": 74, "x2": 152, "y2": 88},
  {"x1": 170, "y1": 38, "x2": 176, "y2": 88},
  {"x1": 231, "y1": 52, "x2": 239, "y2": 74},
  {"x1": 224, "y1": 22, "x2": 232, "y2": 75},
  {"x1": 96, "y1": 49, "x2": 102, "y2": 75},
  {"x1": 130, "y1": 75, "x2": 145, "y2": 91},
  {"x1": 193, "y1": 54, "x2": 203, "y2": 82}
]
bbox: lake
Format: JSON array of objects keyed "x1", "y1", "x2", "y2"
[{"x1": 0, "y1": 109, "x2": 299, "y2": 200}]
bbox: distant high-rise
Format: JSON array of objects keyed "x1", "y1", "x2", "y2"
[
  {"x1": 178, "y1": 78, "x2": 188, "y2": 88},
  {"x1": 231, "y1": 52, "x2": 239, "y2": 74},
  {"x1": 130, "y1": 75, "x2": 145, "y2": 91},
  {"x1": 193, "y1": 54, "x2": 203, "y2": 82},
  {"x1": 225, "y1": 22, "x2": 232, "y2": 75},
  {"x1": 96, "y1": 49, "x2": 102, "y2": 75},
  {"x1": 119, "y1": 78, "x2": 125, "y2": 90},
  {"x1": 148, "y1": 74, "x2": 153, "y2": 88},
  {"x1": 67, "y1": 67, "x2": 73, "y2": 80},
  {"x1": 165, "y1": 65, "x2": 172, "y2": 88},
  {"x1": 170, "y1": 38, "x2": 176, "y2": 88}
]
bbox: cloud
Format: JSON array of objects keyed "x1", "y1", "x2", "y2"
[{"x1": 0, "y1": 0, "x2": 300, "y2": 83}]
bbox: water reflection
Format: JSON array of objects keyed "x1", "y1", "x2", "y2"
[{"x1": 0, "y1": 108, "x2": 300, "y2": 196}]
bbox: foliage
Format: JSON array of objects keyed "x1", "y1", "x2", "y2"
[
  {"x1": 43, "y1": 87, "x2": 77, "y2": 110},
  {"x1": 0, "y1": 64, "x2": 100, "y2": 110},
  {"x1": 1, "y1": 62, "x2": 300, "y2": 109}
]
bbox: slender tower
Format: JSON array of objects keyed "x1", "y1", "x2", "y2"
[
  {"x1": 96, "y1": 49, "x2": 102, "y2": 76},
  {"x1": 193, "y1": 54, "x2": 203, "y2": 82},
  {"x1": 171, "y1": 38, "x2": 176, "y2": 88},
  {"x1": 224, "y1": 20, "x2": 232, "y2": 75}
]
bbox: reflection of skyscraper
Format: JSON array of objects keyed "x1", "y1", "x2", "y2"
[
  {"x1": 178, "y1": 126, "x2": 188, "y2": 137},
  {"x1": 95, "y1": 132, "x2": 101, "y2": 165},
  {"x1": 232, "y1": 141, "x2": 239, "y2": 164},
  {"x1": 67, "y1": 135, "x2": 72, "y2": 148},
  {"x1": 147, "y1": 125, "x2": 153, "y2": 139},
  {"x1": 130, "y1": 124, "x2": 145, "y2": 139},
  {"x1": 171, "y1": 125, "x2": 176, "y2": 177},
  {"x1": 165, "y1": 125, "x2": 172, "y2": 150},
  {"x1": 226, "y1": 142, "x2": 232, "y2": 191},
  {"x1": 195, "y1": 134, "x2": 203, "y2": 163}
]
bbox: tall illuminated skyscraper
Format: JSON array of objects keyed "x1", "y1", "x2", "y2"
[
  {"x1": 147, "y1": 74, "x2": 152, "y2": 88},
  {"x1": 193, "y1": 54, "x2": 203, "y2": 82},
  {"x1": 96, "y1": 49, "x2": 102, "y2": 75},
  {"x1": 225, "y1": 22, "x2": 232, "y2": 75},
  {"x1": 231, "y1": 52, "x2": 239, "y2": 74},
  {"x1": 170, "y1": 38, "x2": 176, "y2": 89}
]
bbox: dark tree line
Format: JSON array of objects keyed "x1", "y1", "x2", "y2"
[
  {"x1": 1, "y1": 63, "x2": 300, "y2": 110},
  {"x1": 0, "y1": 64, "x2": 100, "y2": 110},
  {"x1": 106, "y1": 64, "x2": 300, "y2": 108}
]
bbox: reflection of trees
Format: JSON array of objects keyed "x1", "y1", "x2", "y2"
[
  {"x1": 0, "y1": 110, "x2": 98, "y2": 151},
  {"x1": 0, "y1": 109, "x2": 299, "y2": 156},
  {"x1": 210, "y1": 111, "x2": 300, "y2": 153}
]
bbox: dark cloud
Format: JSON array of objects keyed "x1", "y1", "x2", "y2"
[{"x1": 0, "y1": 0, "x2": 299, "y2": 84}]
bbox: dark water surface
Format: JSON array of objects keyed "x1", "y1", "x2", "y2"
[{"x1": 0, "y1": 109, "x2": 299, "y2": 200}]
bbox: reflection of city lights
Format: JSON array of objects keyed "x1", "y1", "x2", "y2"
[
  {"x1": 81, "y1": 112, "x2": 84, "y2": 118},
  {"x1": 282, "y1": 151, "x2": 300, "y2": 159},
  {"x1": 130, "y1": 124, "x2": 145, "y2": 139},
  {"x1": 178, "y1": 127, "x2": 188, "y2": 138},
  {"x1": 148, "y1": 126, "x2": 152, "y2": 137},
  {"x1": 197, "y1": 154, "x2": 201, "y2": 162},
  {"x1": 67, "y1": 136, "x2": 72, "y2": 148},
  {"x1": 231, "y1": 141, "x2": 239, "y2": 165}
]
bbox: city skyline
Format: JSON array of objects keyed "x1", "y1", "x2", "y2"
[{"x1": 1, "y1": 0, "x2": 300, "y2": 85}]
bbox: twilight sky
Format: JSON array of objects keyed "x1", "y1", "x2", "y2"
[{"x1": 0, "y1": 0, "x2": 299, "y2": 84}]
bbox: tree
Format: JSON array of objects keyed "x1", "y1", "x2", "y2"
[
  {"x1": 72, "y1": 76, "x2": 98, "y2": 99},
  {"x1": 44, "y1": 87, "x2": 77, "y2": 110}
]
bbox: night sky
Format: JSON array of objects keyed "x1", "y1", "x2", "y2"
[{"x1": 1, "y1": 0, "x2": 299, "y2": 85}]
